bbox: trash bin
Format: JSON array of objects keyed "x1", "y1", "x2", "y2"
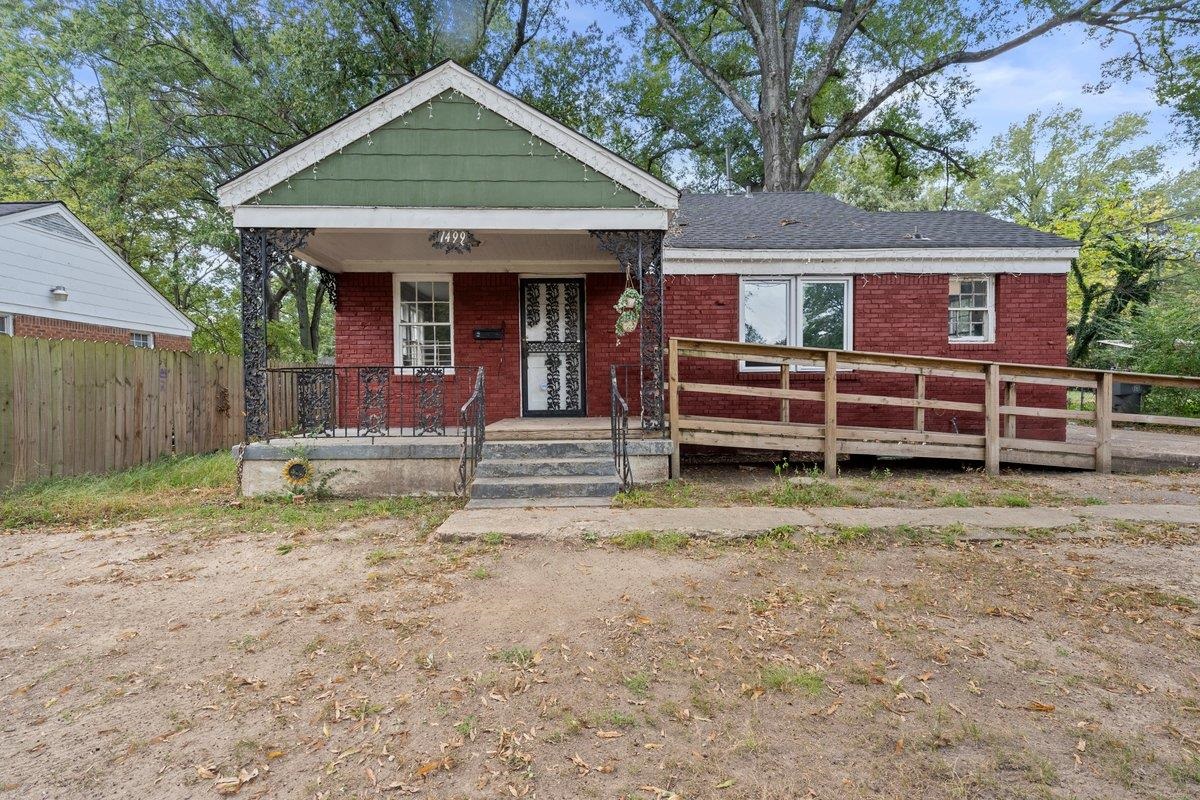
[{"x1": 1112, "y1": 381, "x2": 1150, "y2": 414}]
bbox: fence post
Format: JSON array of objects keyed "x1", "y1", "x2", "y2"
[
  {"x1": 668, "y1": 338, "x2": 681, "y2": 479},
  {"x1": 984, "y1": 363, "x2": 1000, "y2": 475},
  {"x1": 780, "y1": 363, "x2": 790, "y2": 423},
  {"x1": 0, "y1": 336, "x2": 13, "y2": 491},
  {"x1": 823, "y1": 351, "x2": 838, "y2": 477},
  {"x1": 1004, "y1": 380, "x2": 1017, "y2": 439},
  {"x1": 913, "y1": 373, "x2": 925, "y2": 433},
  {"x1": 1095, "y1": 371, "x2": 1113, "y2": 473}
]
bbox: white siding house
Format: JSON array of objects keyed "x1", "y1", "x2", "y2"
[{"x1": 0, "y1": 202, "x2": 193, "y2": 345}]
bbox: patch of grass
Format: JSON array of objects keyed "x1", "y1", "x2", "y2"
[
  {"x1": 998, "y1": 494, "x2": 1032, "y2": 508},
  {"x1": 585, "y1": 709, "x2": 636, "y2": 728},
  {"x1": 347, "y1": 699, "x2": 385, "y2": 720},
  {"x1": 610, "y1": 530, "x2": 689, "y2": 552},
  {"x1": 275, "y1": 542, "x2": 296, "y2": 555},
  {"x1": 829, "y1": 524, "x2": 873, "y2": 544},
  {"x1": 759, "y1": 665, "x2": 824, "y2": 695},
  {"x1": 766, "y1": 479, "x2": 848, "y2": 507},
  {"x1": 480, "y1": 532, "x2": 504, "y2": 546},
  {"x1": 754, "y1": 525, "x2": 797, "y2": 549},
  {"x1": 469, "y1": 566, "x2": 491, "y2": 580},
  {"x1": 623, "y1": 671, "x2": 652, "y2": 698},
  {"x1": 0, "y1": 452, "x2": 461, "y2": 535},
  {"x1": 454, "y1": 715, "x2": 479, "y2": 739},
  {"x1": 937, "y1": 522, "x2": 967, "y2": 547},
  {"x1": 1168, "y1": 753, "x2": 1200, "y2": 785},
  {"x1": 494, "y1": 646, "x2": 535, "y2": 669},
  {"x1": 938, "y1": 491, "x2": 971, "y2": 508},
  {"x1": 365, "y1": 549, "x2": 402, "y2": 567}
]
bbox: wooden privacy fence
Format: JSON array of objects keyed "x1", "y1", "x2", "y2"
[
  {"x1": 0, "y1": 336, "x2": 300, "y2": 490},
  {"x1": 667, "y1": 337, "x2": 1200, "y2": 478}
]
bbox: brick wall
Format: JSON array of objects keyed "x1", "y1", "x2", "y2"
[
  {"x1": 334, "y1": 271, "x2": 1068, "y2": 439},
  {"x1": 334, "y1": 272, "x2": 639, "y2": 425},
  {"x1": 665, "y1": 273, "x2": 1068, "y2": 440},
  {"x1": 9, "y1": 313, "x2": 191, "y2": 351}
]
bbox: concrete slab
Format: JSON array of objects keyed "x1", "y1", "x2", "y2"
[{"x1": 434, "y1": 502, "x2": 1200, "y2": 541}]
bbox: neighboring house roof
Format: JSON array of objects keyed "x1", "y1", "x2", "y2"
[
  {"x1": 217, "y1": 60, "x2": 679, "y2": 211},
  {"x1": 0, "y1": 201, "x2": 195, "y2": 336},
  {"x1": 668, "y1": 192, "x2": 1078, "y2": 251},
  {"x1": 0, "y1": 201, "x2": 58, "y2": 218}
]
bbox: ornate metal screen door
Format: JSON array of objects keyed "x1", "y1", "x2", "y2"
[{"x1": 520, "y1": 278, "x2": 586, "y2": 416}]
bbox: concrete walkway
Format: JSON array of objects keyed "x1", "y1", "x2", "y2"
[{"x1": 435, "y1": 503, "x2": 1200, "y2": 541}]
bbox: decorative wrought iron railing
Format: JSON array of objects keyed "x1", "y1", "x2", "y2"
[
  {"x1": 456, "y1": 367, "x2": 486, "y2": 496},
  {"x1": 610, "y1": 365, "x2": 633, "y2": 491},
  {"x1": 264, "y1": 365, "x2": 483, "y2": 440}
]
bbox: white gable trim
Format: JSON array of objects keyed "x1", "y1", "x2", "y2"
[
  {"x1": 232, "y1": 205, "x2": 669, "y2": 231},
  {"x1": 0, "y1": 203, "x2": 196, "y2": 332},
  {"x1": 664, "y1": 246, "x2": 1076, "y2": 275},
  {"x1": 218, "y1": 61, "x2": 679, "y2": 211}
]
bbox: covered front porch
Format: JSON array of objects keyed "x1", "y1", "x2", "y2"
[{"x1": 218, "y1": 61, "x2": 681, "y2": 499}]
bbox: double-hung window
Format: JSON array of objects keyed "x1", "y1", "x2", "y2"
[
  {"x1": 740, "y1": 277, "x2": 852, "y2": 369},
  {"x1": 130, "y1": 332, "x2": 154, "y2": 349},
  {"x1": 948, "y1": 275, "x2": 994, "y2": 342},
  {"x1": 394, "y1": 276, "x2": 453, "y2": 368},
  {"x1": 0, "y1": 313, "x2": 12, "y2": 336}
]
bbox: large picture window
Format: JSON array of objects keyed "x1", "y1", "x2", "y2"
[
  {"x1": 949, "y1": 275, "x2": 994, "y2": 342},
  {"x1": 740, "y1": 277, "x2": 852, "y2": 369},
  {"x1": 394, "y1": 276, "x2": 453, "y2": 367}
]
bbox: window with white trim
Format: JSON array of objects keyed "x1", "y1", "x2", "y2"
[
  {"x1": 0, "y1": 314, "x2": 12, "y2": 336},
  {"x1": 948, "y1": 275, "x2": 994, "y2": 342},
  {"x1": 740, "y1": 277, "x2": 852, "y2": 368},
  {"x1": 130, "y1": 332, "x2": 154, "y2": 349},
  {"x1": 394, "y1": 276, "x2": 453, "y2": 367}
]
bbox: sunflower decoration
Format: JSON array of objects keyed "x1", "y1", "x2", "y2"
[{"x1": 282, "y1": 456, "x2": 313, "y2": 491}]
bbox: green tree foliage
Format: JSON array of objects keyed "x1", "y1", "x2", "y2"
[
  {"x1": 612, "y1": 0, "x2": 1198, "y2": 191},
  {"x1": 0, "y1": 0, "x2": 615, "y2": 357},
  {"x1": 959, "y1": 108, "x2": 1200, "y2": 364}
]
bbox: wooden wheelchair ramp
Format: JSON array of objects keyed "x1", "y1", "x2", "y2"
[{"x1": 666, "y1": 338, "x2": 1200, "y2": 477}]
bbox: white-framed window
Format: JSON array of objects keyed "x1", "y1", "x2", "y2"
[
  {"x1": 393, "y1": 275, "x2": 454, "y2": 368},
  {"x1": 740, "y1": 276, "x2": 853, "y2": 370},
  {"x1": 130, "y1": 331, "x2": 154, "y2": 349},
  {"x1": 0, "y1": 313, "x2": 12, "y2": 336},
  {"x1": 948, "y1": 275, "x2": 994, "y2": 342}
]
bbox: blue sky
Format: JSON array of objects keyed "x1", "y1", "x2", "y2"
[{"x1": 561, "y1": 3, "x2": 1194, "y2": 173}]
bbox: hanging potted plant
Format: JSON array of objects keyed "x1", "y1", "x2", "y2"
[{"x1": 614, "y1": 287, "x2": 643, "y2": 341}]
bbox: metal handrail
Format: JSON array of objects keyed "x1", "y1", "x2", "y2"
[
  {"x1": 610, "y1": 365, "x2": 633, "y2": 491},
  {"x1": 455, "y1": 367, "x2": 486, "y2": 496}
]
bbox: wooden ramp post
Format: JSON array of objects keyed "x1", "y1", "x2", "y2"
[
  {"x1": 823, "y1": 351, "x2": 838, "y2": 477},
  {"x1": 668, "y1": 339, "x2": 681, "y2": 479},
  {"x1": 1095, "y1": 371, "x2": 1113, "y2": 473},
  {"x1": 984, "y1": 363, "x2": 1000, "y2": 476}
]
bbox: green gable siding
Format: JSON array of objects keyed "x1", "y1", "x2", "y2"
[{"x1": 256, "y1": 92, "x2": 651, "y2": 208}]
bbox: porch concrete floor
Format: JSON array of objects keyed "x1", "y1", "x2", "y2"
[{"x1": 485, "y1": 416, "x2": 662, "y2": 441}]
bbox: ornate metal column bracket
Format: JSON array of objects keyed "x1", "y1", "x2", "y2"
[
  {"x1": 591, "y1": 230, "x2": 666, "y2": 432},
  {"x1": 317, "y1": 266, "x2": 338, "y2": 310},
  {"x1": 238, "y1": 227, "x2": 313, "y2": 441}
]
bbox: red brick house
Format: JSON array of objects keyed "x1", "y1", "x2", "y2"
[
  {"x1": 220, "y1": 61, "x2": 1076, "y2": 501},
  {"x1": 0, "y1": 201, "x2": 193, "y2": 349}
]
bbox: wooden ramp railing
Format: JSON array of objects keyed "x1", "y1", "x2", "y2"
[{"x1": 666, "y1": 338, "x2": 1200, "y2": 477}]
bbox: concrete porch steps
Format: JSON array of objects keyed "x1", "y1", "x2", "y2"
[{"x1": 466, "y1": 439, "x2": 621, "y2": 509}]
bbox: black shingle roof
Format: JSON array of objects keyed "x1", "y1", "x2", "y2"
[
  {"x1": 668, "y1": 192, "x2": 1077, "y2": 250},
  {"x1": 0, "y1": 201, "x2": 58, "y2": 218}
]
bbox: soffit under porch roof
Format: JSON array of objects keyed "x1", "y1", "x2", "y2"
[{"x1": 298, "y1": 229, "x2": 622, "y2": 273}]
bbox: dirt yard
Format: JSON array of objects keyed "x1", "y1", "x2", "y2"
[{"x1": 2, "y1": 483, "x2": 1199, "y2": 799}]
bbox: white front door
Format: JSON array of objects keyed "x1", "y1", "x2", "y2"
[{"x1": 520, "y1": 278, "x2": 585, "y2": 416}]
